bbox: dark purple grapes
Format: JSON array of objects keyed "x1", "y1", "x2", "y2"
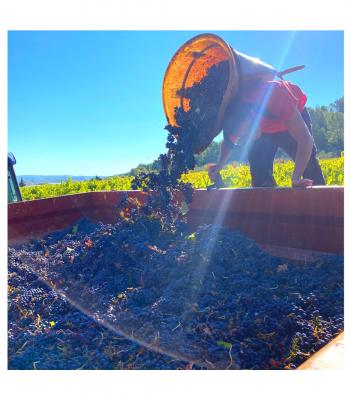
[{"x1": 8, "y1": 221, "x2": 343, "y2": 370}]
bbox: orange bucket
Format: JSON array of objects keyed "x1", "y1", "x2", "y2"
[{"x1": 162, "y1": 33, "x2": 240, "y2": 152}]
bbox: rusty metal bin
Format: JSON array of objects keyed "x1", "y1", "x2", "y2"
[{"x1": 8, "y1": 187, "x2": 344, "y2": 369}]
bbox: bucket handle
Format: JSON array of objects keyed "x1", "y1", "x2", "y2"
[
  {"x1": 240, "y1": 65, "x2": 305, "y2": 81},
  {"x1": 277, "y1": 65, "x2": 305, "y2": 79}
]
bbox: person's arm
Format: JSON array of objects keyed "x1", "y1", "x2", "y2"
[
  {"x1": 208, "y1": 140, "x2": 233, "y2": 181},
  {"x1": 285, "y1": 108, "x2": 314, "y2": 187}
]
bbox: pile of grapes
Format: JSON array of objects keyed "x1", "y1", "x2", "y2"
[
  {"x1": 8, "y1": 62, "x2": 343, "y2": 369},
  {"x1": 8, "y1": 218, "x2": 343, "y2": 370}
]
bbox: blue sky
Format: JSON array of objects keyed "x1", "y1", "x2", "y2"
[{"x1": 8, "y1": 30, "x2": 344, "y2": 176}]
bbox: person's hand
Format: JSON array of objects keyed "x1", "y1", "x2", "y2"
[
  {"x1": 207, "y1": 163, "x2": 222, "y2": 181},
  {"x1": 292, "y1": 178, "x2": 313, "y2": 188}
]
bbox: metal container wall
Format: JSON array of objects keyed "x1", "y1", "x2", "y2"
[{"x1": 8, "y1": 187, "x2": 344, "y2": 253}]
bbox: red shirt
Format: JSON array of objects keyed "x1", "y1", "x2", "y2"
[{"x1": 240, "y1": 80, "x2": 307, "y2": 133}]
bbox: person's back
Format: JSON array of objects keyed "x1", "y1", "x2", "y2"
[{"x1": 211, "y1": 79, "x2": 326, "y2": 188}]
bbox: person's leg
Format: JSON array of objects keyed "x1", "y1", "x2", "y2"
[
  {"x1": 300, "y1": 108, "x2": 326, "y2": 185},
  {"x1": 303, "y1": 152, "x2": 326, "y2": 185},
  {"x1": 274, "y1": 131, "x2": 326, "y2": 185},
  {"x1": 248, "y1": 134, "x2": 278, "y2": 187}
]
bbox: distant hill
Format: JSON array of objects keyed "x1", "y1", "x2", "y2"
[{"x1": 17, "y1": 175, "x2": 106, "y2": 186}]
